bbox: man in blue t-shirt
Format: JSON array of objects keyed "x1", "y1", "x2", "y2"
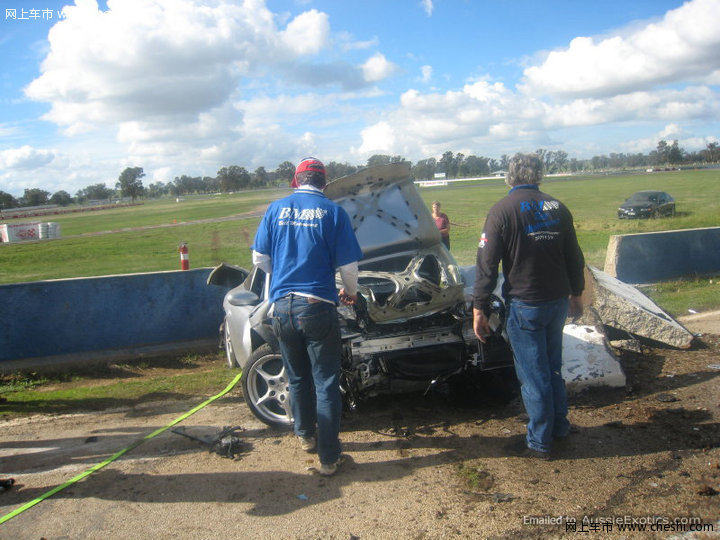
[{"x1": 252, "y1": 157, "x2": 363, "y2": 476}]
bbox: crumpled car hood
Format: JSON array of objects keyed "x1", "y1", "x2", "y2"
[{"x1": 326, "y1": 163, "x2": 466, "y2": 324}]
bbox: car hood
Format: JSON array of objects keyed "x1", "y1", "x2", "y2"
[
  {"x1": 325, "y1": 163, "x2": 465, "y2": 324},
  {"x1": 324, "y1": 162, "x2": 442, "y2": 258}
]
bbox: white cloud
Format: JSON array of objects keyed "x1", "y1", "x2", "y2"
[
  {"x1": 22, "y1": 0, "x2": 385, "y2": 180},
  {"x1": 0, "y1": 145, "x2": 56, "y2": 170},
  {"x1": 280, "y1": 9, "x2": 330, "y2": 56},
  {"x1": 362, "y1": 53, "x2": 397, "y2": 83},
  {"x1": 420, "y1": 0, "x2": 433, "y2": 17},
  {"x1": 521, "y1": 0, "x2": 720, "y2": 98},
  {"x1": 420, "y1": 65, "x2": 432, "y2": 83}
]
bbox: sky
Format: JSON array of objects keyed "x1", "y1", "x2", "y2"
[{"x1": 1, "y1": 0, "x2": 719, "y2": 197}]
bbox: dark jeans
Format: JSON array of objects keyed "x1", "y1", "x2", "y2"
[
  {"x1": 271, "y1": 295, "x2": 342, "y2": 465},
  {"x1": 506, "y1": 297, "x2": 570, "y2": 453}
]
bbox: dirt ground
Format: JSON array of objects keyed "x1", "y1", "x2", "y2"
[{"x1": 1, "y1": 317, "x2": 718, "y2": 539}]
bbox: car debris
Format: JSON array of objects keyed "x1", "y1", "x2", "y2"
[{"x1": 171, "y1": 426, "x2": 248, "y2": 459}]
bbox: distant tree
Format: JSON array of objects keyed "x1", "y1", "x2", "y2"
[
  {"x1": 668, "y1": 140, "x2": 685, "y2": 165},
  {"x1": 20, "y1": 188, "x2": 50, "y2": 207},
  {"x1": 366, "y1": 154, "x2": 393, "y2": 168},
  {"x1": 275, "y1": 161, "x2": 296, "y2": 186},
  {"x1": 49, "y1": 190, "x2": 73, "y2": 206},
  {"x1": 76, "y1": 183, "x2": 114, "y2": 202},
  {"x1": 411, "y1": 158, "x2": 437, "y2": 180},
  {"x1": 217, "y1": 165, "x2": 250, "y2": 192},
  {"x1": 253, "y1": 167, "x2": 268, "y2": 188},
  {"x1": 116, "y1": 167, "x2": 145, "y2": 201},
  {"x1": 325, "y1": 161, "x2": 358, "y2": 181},
  {"x1": 654, "y1": 140, "x2": 670, "y2": 165},
  {"x1": 0, "y1": 191, "x2": 18, "y2": 209},
  {"x1": 499, "y1": 154, "x2": 510, "y2": 170},
  {"x1": 463, "y1": 155, "x2": 491, "y2": 177},
  {"x1": 702, "y1": 141, "x2": 720, "y2": 162},
  {"x1": 203, "y1": 176, "x2": 220, "y2": 192},
  {"x1": 146, "y1": 182, "x2": 169, "y2": 198},
  {"x1": 438, "y1": 151, "x2": 454, "y2": 177}
]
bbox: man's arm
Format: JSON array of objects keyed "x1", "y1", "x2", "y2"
[
  {"x1": 472, "y1": 214, "x2": 503, "y2": 342},
  {"x1": 338, "y1": 261, "x2": 358, "y2": 305},
  {"x1": 252, "y1": 250, "x2": 271, "y2": 274}
]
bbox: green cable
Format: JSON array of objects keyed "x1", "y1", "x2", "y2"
[{"x1": 0, "y1": 371, "x2": 242, "y2": 525}]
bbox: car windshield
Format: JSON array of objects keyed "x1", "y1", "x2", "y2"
[{"x1": 627, "y1": 192, "x2": 658, "y2": 203}]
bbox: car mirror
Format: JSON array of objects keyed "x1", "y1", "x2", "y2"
[{"x1": 227, "y1": 289, "x2": 260, "y2": 307}]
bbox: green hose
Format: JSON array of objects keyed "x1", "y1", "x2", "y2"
[{"x1": 0, "y1": 371, "x2": 242, "y2": 525}]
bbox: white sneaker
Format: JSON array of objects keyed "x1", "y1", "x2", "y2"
[
  {"x1": 319, "y1": 455, "x2": 345, "y2": 476},
  {"x1": 298, "y1": 436, "x2": 316, "y2": 452}
]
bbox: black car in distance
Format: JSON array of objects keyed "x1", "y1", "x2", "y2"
[{"x1": 617, "y1": 190, "x2": 675, "y2": 219}]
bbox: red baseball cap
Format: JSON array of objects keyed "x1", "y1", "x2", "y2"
[{"x1": 292, "y1": 157, "x2": 326, "y2": 188}]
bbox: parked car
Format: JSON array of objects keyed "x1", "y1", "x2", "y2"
[
  {"x1": 617, "y1": 190, "x2": 675, "y2": 219},
  {"x1": 208, "y1": 163, "x2": 514, "y2": 427}
]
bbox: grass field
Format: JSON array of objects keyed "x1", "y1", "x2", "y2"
[{"x1": 1, "y1": 169, "x2": 719, "y2": 315}]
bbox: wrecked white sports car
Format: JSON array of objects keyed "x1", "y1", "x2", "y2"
[{"x1": 209, "y1": 163, "x2": 513, "y2": 427}]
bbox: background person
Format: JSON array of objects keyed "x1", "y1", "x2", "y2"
[
  {"x1": 431, "y1": 200, "x2": 451, "y2": 249},
  {"x1": 472, "y1": 153, "x2": 585, "y2": 459},
  {"x1": 252, "y1": 157, "x2": 363, "y2": 476}
]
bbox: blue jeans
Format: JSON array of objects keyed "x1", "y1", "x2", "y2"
[
  {"x1": 271, "y1": 295, "x2": 342, "y2": 465},
  {"x1": 506, "y1": 297, "x2": 570, "y2": 453}
]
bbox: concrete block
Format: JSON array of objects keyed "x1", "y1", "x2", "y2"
[
  {"x1": 604, "y1": 226, "x2": 720, "y2": 283},
  {"x1": 585, "y1": 266, "x2": 694, "y2": 349},
  {"x1": 562, "y1": 324, "x2": 626, "y2": 390},
  {"x1": 0, "y1": 269, "x2": 228, "y2": 366}
]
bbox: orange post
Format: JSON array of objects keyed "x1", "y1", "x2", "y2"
[{"x1": 178, "y1": 242, "x2": 190, "y2": 270}]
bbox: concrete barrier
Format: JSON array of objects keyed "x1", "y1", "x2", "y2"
[
  {"x1": 604, "y1": 226, "x2": 720, "y2": 284},
  {"x1": 0, "y1": 269, "x2": 229, "y2": 371}
]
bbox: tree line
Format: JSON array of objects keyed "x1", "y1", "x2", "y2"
[{"x1": 1, "y1": 139, "x2": 718, "y2": 210}]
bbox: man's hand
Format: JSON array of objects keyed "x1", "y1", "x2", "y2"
[
  {"x1": 339, "y1": 288, "x2": 357, "y2": 306},
  {"x1": 568, "y1": 295, "x2": 584, "y2": 321},
  {"x1": 473, "y1": 307, "x2": 490, "y2": 343}
]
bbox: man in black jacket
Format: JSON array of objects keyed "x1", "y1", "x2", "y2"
[{"x1": 473, "y1": 153, "x2": 585, "y2": 459}]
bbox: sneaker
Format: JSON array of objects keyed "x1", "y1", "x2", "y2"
[
  {"x1": 319, "y1": 455, "x2": 345, "y2": 476},
  {"x1": 504, "y1": 438, "x2": 551, "y2": 461},
  {"x1": 298, "y1": 436, "x2": 316, "y2": 452}
]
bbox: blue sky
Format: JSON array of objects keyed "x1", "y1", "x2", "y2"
[{"x1": 1, "y1": 0, "x2": 719, "y2": 197}]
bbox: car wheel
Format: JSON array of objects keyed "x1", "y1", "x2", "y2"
[
  {"x1": 223, "y1": 319, "x2": 238, "y2": 368},
  {"x1": 242, "y1": 344, "x2": 293, "y2": 427}
]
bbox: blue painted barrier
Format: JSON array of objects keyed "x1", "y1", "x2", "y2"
[
  {"x1": 0, "y1": 269, "x2": 229, "y2": 370},
  {"x1": 604, "y1": 226, "x2": 720, "y2": 283}
]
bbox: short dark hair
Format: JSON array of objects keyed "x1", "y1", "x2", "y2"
[
  {"x1": 506, "y1": 153, "x2": 543, "y2": 187},
  {"x1": 296, "y1": 171, "x2": 326, "y2": 189}
]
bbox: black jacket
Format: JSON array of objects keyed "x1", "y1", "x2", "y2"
[{"x1": 473, "y1": 184, "x2": 585, "y2": 311}]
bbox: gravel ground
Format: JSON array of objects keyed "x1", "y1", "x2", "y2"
[{"x1": 0, "y1": 317, "x2": 718, "y2": 539}]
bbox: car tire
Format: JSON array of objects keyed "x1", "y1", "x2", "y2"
[
  {"x1": 242, "y1": 344, "x2": 293, "y2": 428},
  {"x1": 223, "y1": 319, "x2": 239, "y2": 368}
]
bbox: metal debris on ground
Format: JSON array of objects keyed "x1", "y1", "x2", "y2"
[
  {"x1": 171, "y1": 426, "x2": 248, "y2": 460},
  {"x1": 0, "y1": 478, "x2": 15, "y2": 492}
]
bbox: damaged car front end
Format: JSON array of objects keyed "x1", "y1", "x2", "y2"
[{"x1": 209, "y1": 163, "x2": 513, "y2": 427}]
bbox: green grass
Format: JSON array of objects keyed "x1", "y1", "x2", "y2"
[
  {"x1": 2, "y1": 169, "x2": 720, "y2": 314},
  {"x1": 0, "y1": 354, "x2": 238, "y2": 418}
]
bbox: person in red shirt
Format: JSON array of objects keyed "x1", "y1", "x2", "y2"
[{"x1": 431, "y1": 200, "x2": 451, "y2": 249}]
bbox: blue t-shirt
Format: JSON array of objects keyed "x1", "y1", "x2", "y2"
[{"x1": 252, "y1": 187, "x2": 363, "y2": 304}]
